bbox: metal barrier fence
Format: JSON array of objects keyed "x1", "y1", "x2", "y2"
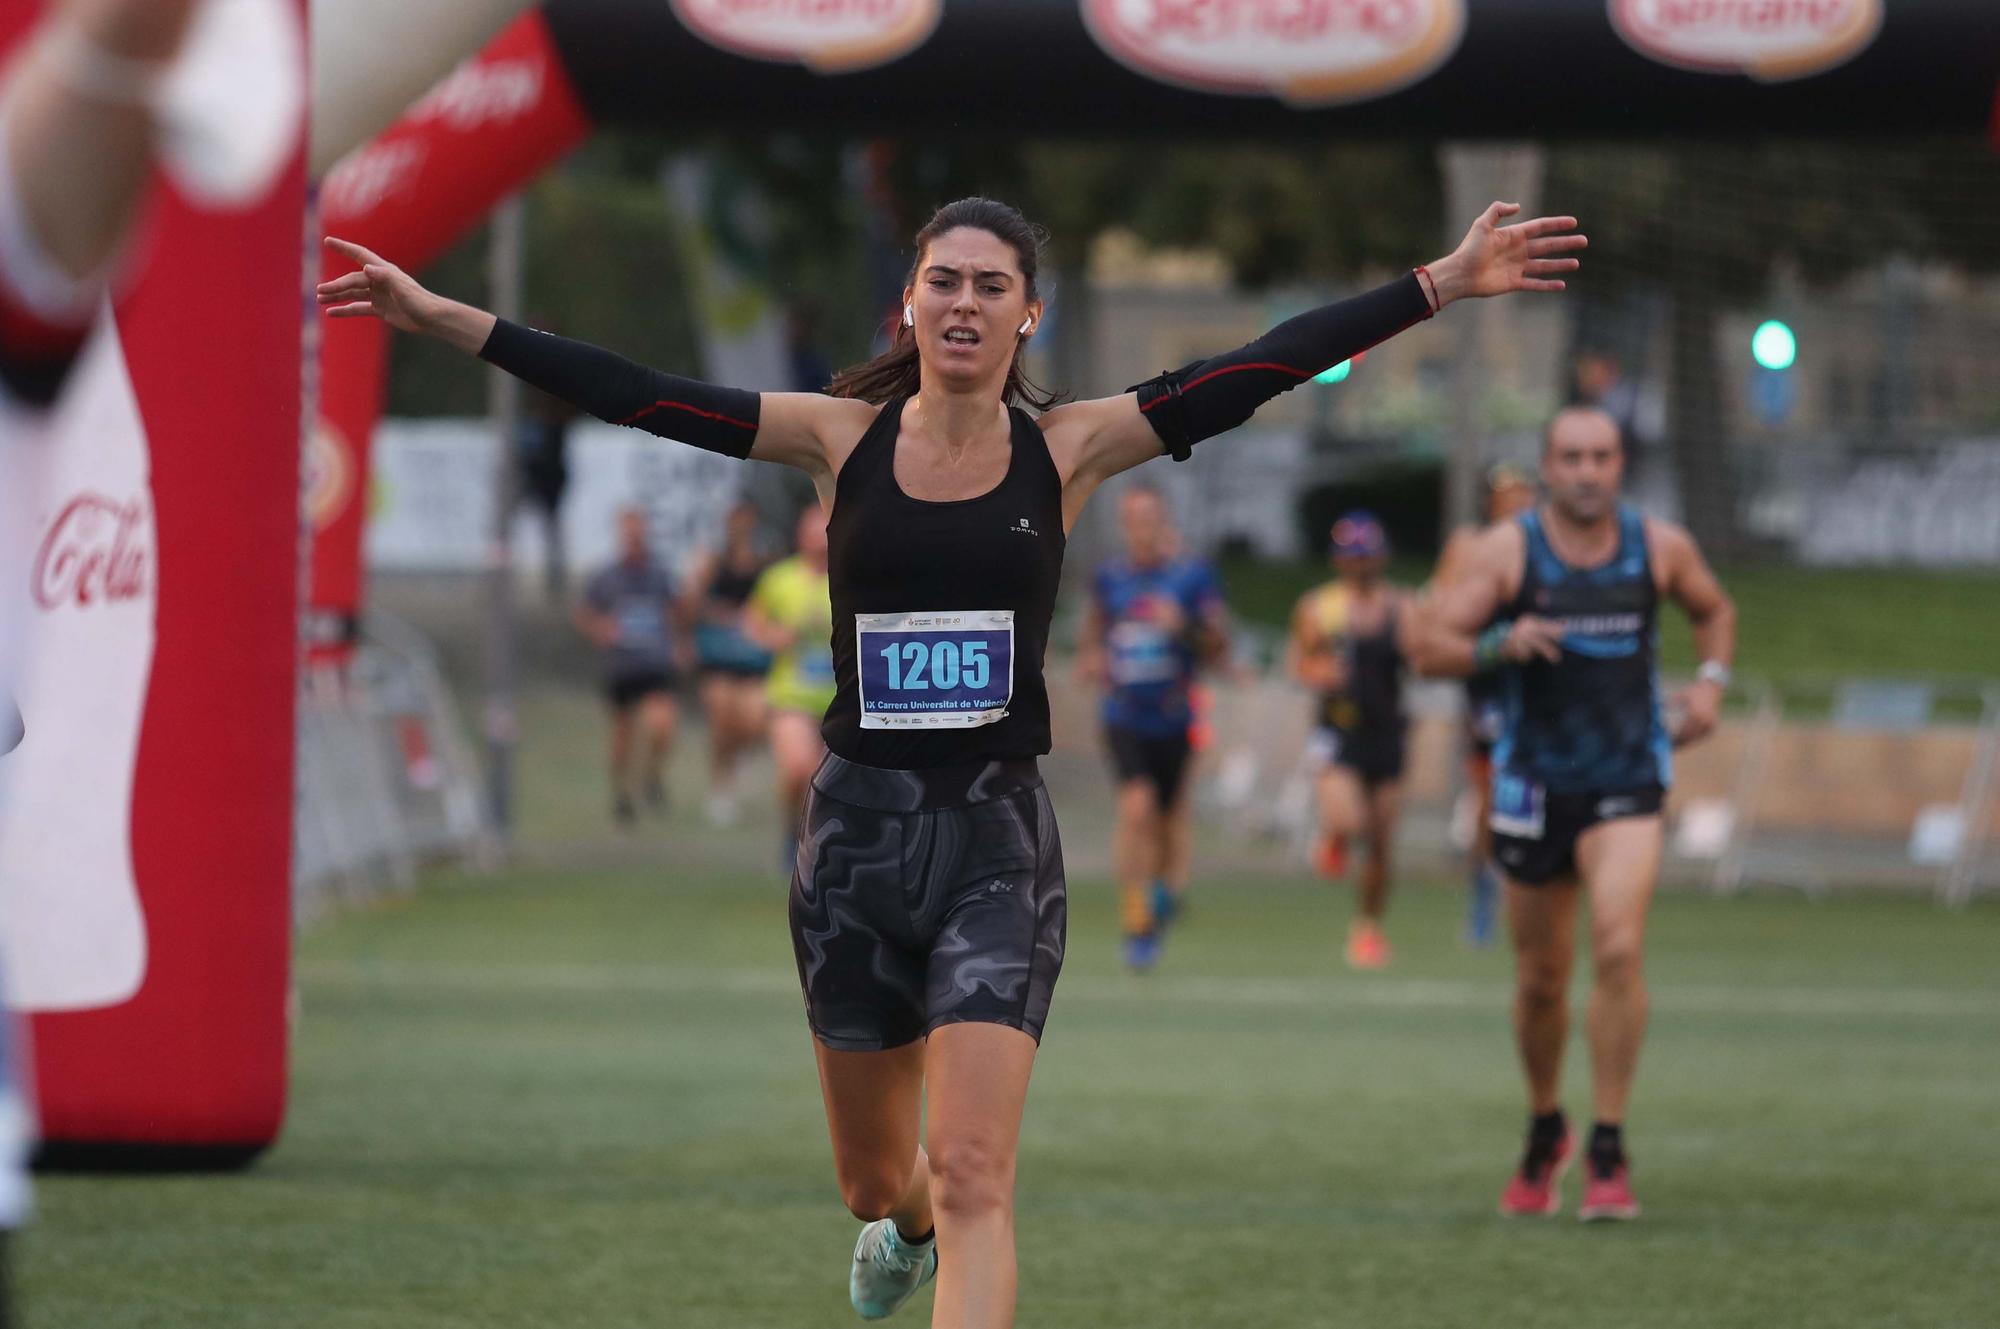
[
  {"x1": 292, "y1": 612, "x2": 492, "y2": 924},
  {"x1": 1052, "y1": 664, "x2": 2000, "y2": 905},
  {"x1": 293, "y1": 612, "x2": 1997, "y2": 910}
]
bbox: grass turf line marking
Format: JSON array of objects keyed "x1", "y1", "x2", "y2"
[{"x1": 297, "y1": 962, "x2": 2000, "y2": 1021}]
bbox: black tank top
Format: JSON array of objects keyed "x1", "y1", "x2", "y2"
[
  {"x1": 1310, "y1": 585, "x2": 1405, "y2": 735},
  {"x1": 1496, "y1": 504, "x2": 1667, "y2": 794},
  {"x1": 822, "y1": 396, "x2": 1067, "y2": 769},
  {"x1": 709, "y1": 553, "x2": 765, "y2": 607}
]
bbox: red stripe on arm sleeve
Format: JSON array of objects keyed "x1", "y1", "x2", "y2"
[{"x1": 481, "y1": 319, "x2": 759, "y2": 458}]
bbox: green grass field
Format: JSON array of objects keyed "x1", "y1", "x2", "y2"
[
  {"x1": 1218, "y1": 556, "x2": 2000, "y2": 684},
  {"x1": 26, "y1": 565, "x2": 1994, "y2": 1329},
  {"x1": 22, "y1": 858, "x2": 1999, "y2": 1328}
]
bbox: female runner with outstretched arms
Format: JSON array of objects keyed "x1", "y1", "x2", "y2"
[{"x1": 320, "y1": 195, "x2": 1582, "y2": 1329}]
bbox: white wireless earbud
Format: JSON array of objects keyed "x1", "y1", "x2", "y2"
[
  {"x1": 1019, "y1": 318, "x2": 1034, "y2": 336},
  {"x1": 903, "y1": 304, "x2": 914, "y2": 327}
]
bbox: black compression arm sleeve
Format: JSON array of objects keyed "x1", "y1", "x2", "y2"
[
  {"x1": 478, "y1": 318, "x2": 760, "y2": 459},
  {"x1": 1132, "y1": 272, "x2": 1433, "y2": 460}
]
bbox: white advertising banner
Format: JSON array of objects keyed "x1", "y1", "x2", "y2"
[
  {"x1": 365, "y1": 418, "x2": 748, "y2": 578},
  {"x1": 0, "y1": 317, "x2": 154, "y2": 1012}
]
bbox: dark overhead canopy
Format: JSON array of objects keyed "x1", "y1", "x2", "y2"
[{"x1": 543, "y1": 0, "x2": 2000, "y2": 139}]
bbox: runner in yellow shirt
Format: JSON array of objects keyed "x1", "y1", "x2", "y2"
[{"x1": 747, "y1": 505, "x2": 834, "y2": 866}]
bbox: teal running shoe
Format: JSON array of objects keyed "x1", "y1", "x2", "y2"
[{"x1": 849, "y1": 1219, "x2": 937, "y2": 1320}]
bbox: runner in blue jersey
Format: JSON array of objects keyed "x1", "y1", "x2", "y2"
[
  {"x1": 1410, "y1": 406, "x2": 1735, "y2": 1224},
  {"x1": 1077, "y1": 485, "x2": 1229, "y2": 970}
]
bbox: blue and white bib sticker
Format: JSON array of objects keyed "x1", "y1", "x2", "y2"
[
  {"x1": 1490, "y1": 770, "x2": 1546, "y2": 840},
  {"x1": 857, "y1": 610, "x2": 1014, "y2": 729},
  {"x1": 1107, "y1": 620, "x2": 1177, "y2": 687}
]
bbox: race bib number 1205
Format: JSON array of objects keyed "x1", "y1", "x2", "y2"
[{"x1": 856, "y1": 610, "x2": 1014, "y2": 729}]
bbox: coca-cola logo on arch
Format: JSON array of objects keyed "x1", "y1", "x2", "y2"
[
  {"x1": 31, "y1": 493, "x2": 152, "y2": 611},
  {"x1": 1610, "y1": 0, "x2": 1883, "y2": 82},
  {"x1": 1083, "y1": 0, "x2": 1467, "y2": 106},
  {"x1": 670, "y1": 0, "x2": 942, "y2": 74}
]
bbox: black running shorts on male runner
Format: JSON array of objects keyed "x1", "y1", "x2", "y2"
[
  {"x1": 1490, "y1": 784, "x2": 1664, "y2": 887},
  {"x1": 789, "y1": 752, "x2": 1067, "y2": 1052},
  {"x1": 604, "y1": 669, "x2": 678, "y2": 710},
  {"x1": 1309, "y1": 722, "x2": 1406, "y2": 788},
  {"x1": 1102, "y1": 723, "x2": 1194, "y2": 808}
]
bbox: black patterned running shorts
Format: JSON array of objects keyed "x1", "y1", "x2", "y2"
[{"x1": 789, "y1": 751, "x2": 1068, "y2": 1052}]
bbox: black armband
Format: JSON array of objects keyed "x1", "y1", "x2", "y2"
[
  {"x1": 1128, "y1": 271, "x2": 1433, "y2": 461},
  {"x1": 479, "y1": 318, "x2": 760, "y2": 459}
]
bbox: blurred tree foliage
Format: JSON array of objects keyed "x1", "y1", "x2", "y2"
[
  {"x1": 862, "y1": 139, "x2": 1445, "y2": 282},
  {"x1": 385, "y1": 132, "x2": 1447, "y2": 416},
  {"x1": 387, "y1": 142, "x2": 705, "y2": 418},
  {"x1": 387, "y1": 121, "x2": 2000, "y2": 555}
]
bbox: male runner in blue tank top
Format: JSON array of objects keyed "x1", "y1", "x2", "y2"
[
  {"x1": 1410, "y1": 406, "x2": 1735, "y2": 1223},
  {"x1": 1077, "y1": 485, "x2": 1228, "y2": 971}
]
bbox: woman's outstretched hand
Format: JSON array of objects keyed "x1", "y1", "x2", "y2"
[
  {"x1": 318, "y1": 237, "x2": 496, "y2": 352},
  {"x1": 317, "y1": 237, "x2": 436, "y2": 334},
  {"x1": 1429, "y1": 203, "x2": 1586, "y2": 307}
]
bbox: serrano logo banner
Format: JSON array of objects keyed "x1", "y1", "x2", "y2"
[
  {"x1": 1083, "y1": 0, "x2": 1466, "y2": 106},
  {"x1": 671, "y1": 0, "x2": 942, "y2": 73},
  {"x1": 1610, "y1": 0, "x2": 1883, "y2": 82}
]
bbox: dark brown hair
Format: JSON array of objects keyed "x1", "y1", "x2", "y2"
[{"x1": 828, "y1": 197, "x2": 1065, "y2": 411}]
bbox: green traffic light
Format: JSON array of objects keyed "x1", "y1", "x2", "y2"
[
  {"x1": 1314, "y1": 359, "x2": 1352, "y2": 385},
  {"x1": 1752, "y1": 320, "x2": 1797, "y2": 371}
]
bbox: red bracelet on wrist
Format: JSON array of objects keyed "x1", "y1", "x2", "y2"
[{"x1": 1414, "y1": 265, "x2": 1441, "y2": 315}]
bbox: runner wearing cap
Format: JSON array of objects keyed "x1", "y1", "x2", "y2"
[{"x1": 1285, "y1": 511, "x2": 1412, "y2": 970}]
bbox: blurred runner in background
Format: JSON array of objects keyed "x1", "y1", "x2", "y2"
[
  {"x1": 576, "y1": 506, "x2": 686, "y2": 827},
  {"x1": 1076, "y1": 485, "x2": 1228, "y2": 971},
  {"x1": 746, "y1": 504, "x2": 833, "y2": 868},
  {"x1": 686, "y1": 499, "x2": 773, "y2": 826},
  {"x1": 1410, "y1": 406, "x2": 1735, "y2": 1223},
  {"x1": 1287, "y1": 512, "x2": 1412, "y2": 971}
]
